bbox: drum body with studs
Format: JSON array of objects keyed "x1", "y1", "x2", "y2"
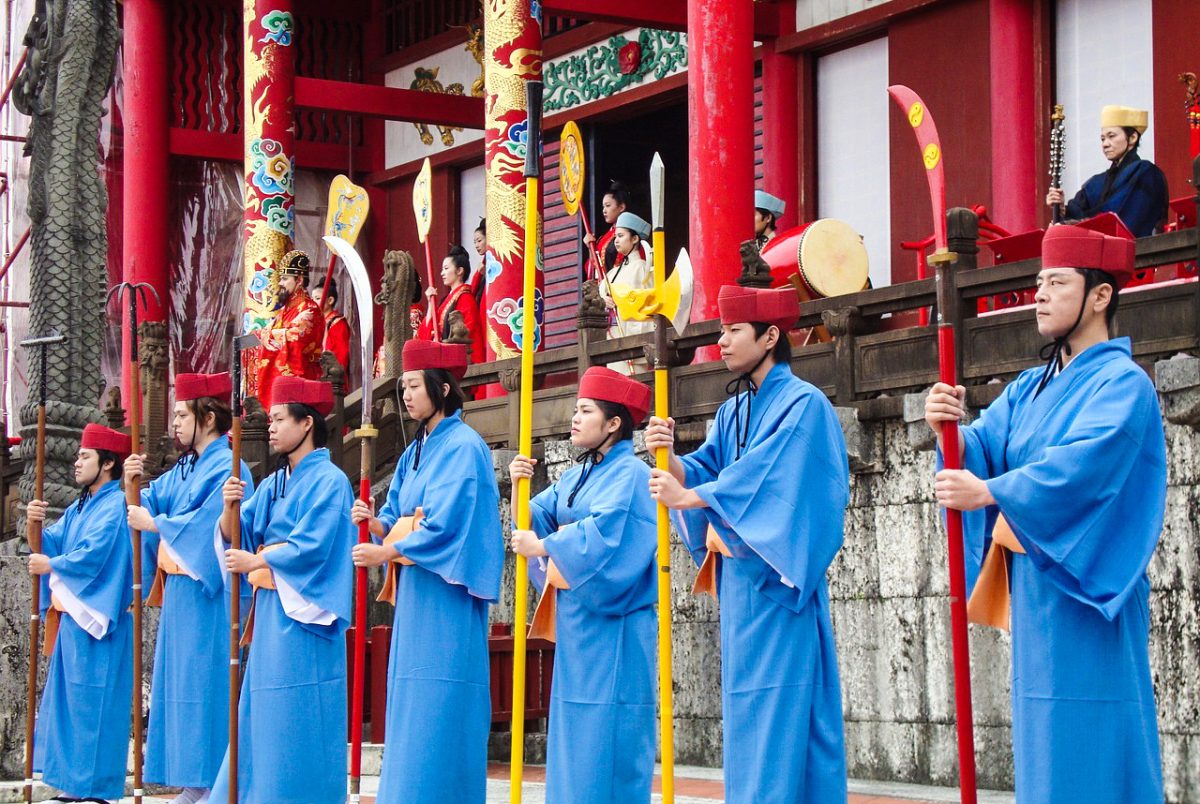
[{"x1": 761, "y1": 219, "x2": 870, "y2": 299}]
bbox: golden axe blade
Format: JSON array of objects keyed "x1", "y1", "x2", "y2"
[{"x1": 609, "y1": 247, "x2": 694, "y2": 336}]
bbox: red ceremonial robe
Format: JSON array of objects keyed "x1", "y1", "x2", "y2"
[
  {"x1": 256, "y1": 289, "x2": 325, "y2": 408},
  {"x1": 323, "y1": 312, "x2": 350, "y2": 374},
  {"x1": 418, "y1": 284, "x2": 486, "y2": 363}
]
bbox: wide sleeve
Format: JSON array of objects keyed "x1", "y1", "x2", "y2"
[
  {"x1": 394, "y1": 441, "x2": 505, "y2": 601},
  {"x1": 156, "y1": 457, "x2": 254, "y2": 597},
  {"x1": 1065, "y1": 172, "x2": 1101, "y2": 220},
  {"x1": 455, "y1": 292, "x2": 487, "y2": 364},
  {"x1": 1115, "y1": 161, "x2": 1169, "y2": 236},
  {"x1": 329, "y1": 319, "x2": 351, "y2": 372},
  {"x1": 48, "y1": 499, "x2": 131, "y2": 632},
  {"x1": 984, "y1": 371, "x2": 1165, "y2": 620},
  {"x1": 689, "y1": 392, "x2": 849, "y2": 608},
  {"x1": 541, "y1": 463, "x2": 657, "y2": 615},
  {"x1": 673, "y1": 406, "x2": 729, "y2": 566},
  {"x1": 261, "y1": 472, "x2": 355, "y2": 628},
  {"x1": 38, "y1": 515, "x2": 68, "y2": 617},
  {"x1": 375, "y1": 451, "x2": 411, "y2": 536}
]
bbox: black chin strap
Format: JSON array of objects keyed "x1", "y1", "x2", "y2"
[
  {"x1": 175, "y1": 420, "x2": 199, "y2": 481},
  {"x1": 412, "y1": 421, "x2": 431, "y2": 472},
  {"x1": 567, "y1": 433, "x2": 613, "y2": 507},
  {"x1": 724, "y1": 348, "x2": 772, "y2": 460},
  {"x1": 270, "y1": 453, "x2": 292, "y2": 501},
  {"x1": 1035, "y1": 293, "x2": 1089, "y2": 398},
  {"x1": 76, "y1": 468, "x2": 102, "y2": 512}
]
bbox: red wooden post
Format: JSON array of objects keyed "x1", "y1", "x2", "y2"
[
  {"x1": 369, "y1": 625, "x2": 391, "y2": 744},
  {"x1": 687, "y1": 0, "x2": 755, "y2": 360},
  {"x1": 761, "y1": 4, "x2": 799, "y2": 219}
]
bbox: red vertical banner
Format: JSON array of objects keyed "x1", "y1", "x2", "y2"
[
  {"x1": 242, "y1": 0, "x2": 296, "y2": 398},
  {"x1": 482, "y1": 0, "x2": 544, "y2": 369}
]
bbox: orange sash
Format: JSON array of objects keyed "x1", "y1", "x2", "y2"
[
  {"x1": 691, "y1": 526, "x2": 732, "y2": 600},
  {"x1": 966, "y1": 514, "x2": 1025, "y2": 631},
  {"x1": 240, "y1": 543, "x2": 286, "y2": 647},
  {"x1": 376, "y1": 508, "x2": 424, "y2": 605},
  {"x1": 41, "y1": 594, "x2": 67, "y2": 657},
  {"x1": 145, "y1": 541, "x2": 189, "y2": 607},
  {"x1": 527, "y1": 560, "x2": 570, "y2": 642}
]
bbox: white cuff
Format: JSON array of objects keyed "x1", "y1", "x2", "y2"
[
  {"x1": 48, "y1": 572, "x2": 109, "y2": 639},
  {"x1": 273, "y1": 572, "x2": 337, "y2": 626}
]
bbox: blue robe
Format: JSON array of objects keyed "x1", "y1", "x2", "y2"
[
  {"x1": 141, "y1": 436, "x2": 253, "y2": 789},
  {"x1": 950, "y1": 338, "x2": 1164, "y2": 802},
  {"x1": 674, "y1": 362, "x2": 849, "y2": 804},
  {"x1": 373, "y1": 412, "x2": 504, "y2": 804},
  {"x1": 1065, "y1": 152, "x2": 1169, "y2": 238},
  {"x1": 209, "y1": 447, "x2": 355, "y2": 804},
  {"x1": 34, "y1": 479, "x2": 133, "y2": 801},
  {"x1": 527, "y1": 439, "x2": 658, "y2": 804}
]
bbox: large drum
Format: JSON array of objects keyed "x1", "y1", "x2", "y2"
[{"x1": 760, "y1": 218, "x2": 870, "y2": 299}]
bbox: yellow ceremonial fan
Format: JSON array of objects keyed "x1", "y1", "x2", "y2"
[
  {"x1": 323, "y1": 175, "x2": 370, "y2": 248},
  {"x1": 413, "y1": 157, "x2": 433, "y2": 244},
  {"x1": 559, "y1": 121, "x2": 585, "y2": 217}
]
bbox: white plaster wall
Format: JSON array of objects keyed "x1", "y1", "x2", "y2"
[
  {"x1": 1055, "y1": 0, "x2": 1155, "y2": 195},
  {"x1": 796, "y1": 0, "x2": 890, "y2": 29},
  {"x1": 384, "y1": 39, "x2": 485, "y2": 169}
]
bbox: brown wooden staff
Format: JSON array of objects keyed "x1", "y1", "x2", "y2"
[
  {"x1": 226, "y1": 333, "x2": 256, "y2": 803},
  {"x1": 20, "y1": 331, "x2": 65, "y2": 804},
  {"x1": 106, "y1": 281, "x2": 159, "y2": 804}
]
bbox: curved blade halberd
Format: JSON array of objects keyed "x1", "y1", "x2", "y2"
[
  {"x1": 322, "y1": 235, "x2": 375, "y2": 426},
  {"x1": 887, "y1": 85, "x2": 949, "y2": 254}
]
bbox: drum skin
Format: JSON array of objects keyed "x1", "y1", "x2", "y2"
[{"x1": 760, "y1": 219, "x2": 870, "y2": 298}]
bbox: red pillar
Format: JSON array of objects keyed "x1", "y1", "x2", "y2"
[
  {"x1": 122, "y1": 0, "x2": 170, "y2": 414},
  {"x1": 688, "y1": 0, "x2": 755, "y2": 356},
  {"x1": 761, "y1": 6, "x2": 799, "y2": 223},
  {"x1": 989, "y1": 0, "x2": 1038, "y2": 233}
]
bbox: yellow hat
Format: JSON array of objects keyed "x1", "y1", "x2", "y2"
[{"x1": 1100, "y1": 105, "x2": 1148, "y2": 133}]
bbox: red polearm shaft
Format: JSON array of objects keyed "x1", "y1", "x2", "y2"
[{"x1": 887, "y1": 84, "x2": 977, "y2": 804}]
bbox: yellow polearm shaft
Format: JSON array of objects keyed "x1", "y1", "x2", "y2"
[
  {"x1": 510, "y1": 77, "x2": 543, "y2": 804},
  {"x1": 649, "y1": 153, "x2": 675, "y2": 802}
]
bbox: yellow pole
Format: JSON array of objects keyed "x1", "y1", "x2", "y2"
[
  {"x1": 510, "y1": 78, "x2": 543, "y2": 804},
  {"x1": 649, "y1": 153, "x2": 675, "y2": 802}
]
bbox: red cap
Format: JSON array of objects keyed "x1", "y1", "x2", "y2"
[
  {"x1": 402, "y1": 339, "x2": 469, "y2": 380},
  {"x1": 270, "y1": 376, "x2": 334, "y2": 416},
  {"x1": 1041, "y1": 214, "x2": 1136, "y2": 288},
  {"x1": 718, "y1": 285, "x2": 798, "y2": 330},
  {"x1": 577, "y1": 366, "x2": 652, "y2": 425},
  {"x1": 80, "y1": 423, "x2": 131, "y2": 459},
  {"x1": 175, "y1": 372, "x2": 232, "y2": 402}
]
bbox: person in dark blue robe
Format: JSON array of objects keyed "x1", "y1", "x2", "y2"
[
  {"x1": 124, "y1": 373, "x2": 253, "y2": 803},
  {"x1": 646, "y1": 284, "x2": 849, "y2": 804},
  {"x1": 926, "y1": 224, "x2": 1165, "y2": 802},
  {"x1": 210, "y1": 376, "x2": 354, "y2": 804},
  {"x1": 27, "y1": 423, "x2": 134, "y2": 803},
  {"x1": 509, "y1": 365, "x2": 658, "y2": 803},
  {"x1": 1047, "y1": 105, "x2": 1168, "y2": 237},
  {"x1": 351, "y1": 341, "x2": 503, "y2": 804}
]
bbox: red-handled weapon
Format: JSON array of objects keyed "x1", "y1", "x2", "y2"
[
  {"x1": 887, "y1": 84, "x2": 978, "y2": 804},
  {"x1": 322, "y1": 234, "x2": 375, "y2": 804}
]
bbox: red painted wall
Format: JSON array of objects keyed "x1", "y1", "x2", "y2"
[
  {"x1": 1151, "y1": 0, "x2": 1200, "y2": 204},
  {"x1": 888, "y1": 0, "x2": 993, "y2": 282}
]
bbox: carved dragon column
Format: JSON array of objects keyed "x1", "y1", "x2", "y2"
[
  {"x1": 139, "y1": 321, "x2": 172, "y2": 472},
  {"x1": 482, "y1": 0, "x2": 544, "y2": 385},
  {"x1": 12, "y1": 0, "x2": 120, "y2": 524},
  {"x1": 241, "y1": 0, "x2": 296, "y2": 400}
]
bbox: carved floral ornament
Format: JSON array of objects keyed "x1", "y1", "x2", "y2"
[{"x1": 544, "y1": 29, "x2": 688, "y2": 113}]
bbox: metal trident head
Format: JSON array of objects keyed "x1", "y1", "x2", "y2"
[
  {"x1": 106, "y1": 281, "x2": 162, "y2": 354},
  {"x1": 19, "y1": 329, "x2": 66, "y2": 405}
]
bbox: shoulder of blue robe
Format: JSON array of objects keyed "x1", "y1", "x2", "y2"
[
  {"x1": 527, "y1": 476, "x2": 562, "y2": 591},
  {"x1": 376, "y1": 437, "x2": 417, "y2": 535},
  {"x1": 394, "y1": 417, "x2": 504, "y2": 601},
  {"x1": 942, "y1": 367, "x2": 1043, "y2": 593},
  {"x1": 46, "y1": 481, "x2": 133, "y2": 632},
  {"x1": 151, "y1": 439, "x2": 254, "y2": 597},
  {"x1": 985, "y1": 340, "x2": 1165, "y2": 619},
  {"x1": 1067, "y1": 156, "x2": 1169, "y2": 237},
  {"x1": 541, "y1": 444, "x2": 657, "y2": 615},
  {"x1": 260, "y1": 449, "x2": 356, "y2": 627},
  {"x1": 690, "y1": 370, "x2": 850, "y2": 605}
]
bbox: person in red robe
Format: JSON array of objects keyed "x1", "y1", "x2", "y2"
[
  {"x1": 581, "y1": 180, "x2": 648, "y2": 280},
  {"x1": 255, "y1": 250, "x2": 325, "y2": 408},
  {"x1": 312, "y1": 276, "x2": 351, "y2": 375},
  {"x1": 417, "y1": 245, "x2": 486, "y2": 364}
]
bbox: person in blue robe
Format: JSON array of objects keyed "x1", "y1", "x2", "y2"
[
  {"x1": 124, "y1": 373, "x2": 253, "y2": 803},
  {"x1": 351, "y1": 340, "x2": 503, "y2": 804},
  {"x1": 1047, "y1": 105, "x2": 1168, "y2": 237},
  {"x1": 926, "y1": 224, "x2": 1165, "y2": 802},
  {"x1": 509, "y1": 365, "x2": 658, "y2": 803},
  {"x1": 27, "y1": 423, "x2": 134, "y2": 803},
  {"x1": 210, "y1": 376, "x2": 354, "y2": 804},
  {"x1": 646, "y1": 283, "x2": 849, "y2": 804}
]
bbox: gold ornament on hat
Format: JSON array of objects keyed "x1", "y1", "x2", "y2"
[{"x1": 279, "y1": 249, "x2": 311, "y2": 276}]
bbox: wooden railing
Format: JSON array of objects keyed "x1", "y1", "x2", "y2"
[{"x1": 327, "y1": 202, "x2": 1200, "y2": 480}]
